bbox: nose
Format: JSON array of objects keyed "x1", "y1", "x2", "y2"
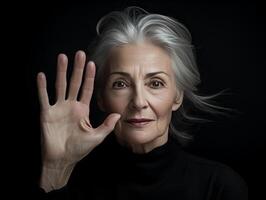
[{"x1": 130, "y1": 84, "x2": 148, "y2": 110}]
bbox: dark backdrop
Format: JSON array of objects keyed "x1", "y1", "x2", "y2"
[{"x1": 10, "y1": 0, "x2": 265, "y2": 198}]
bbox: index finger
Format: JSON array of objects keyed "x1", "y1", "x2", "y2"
[{"x1": 79, "y1": 61, "x2": 96, "y2": 105}]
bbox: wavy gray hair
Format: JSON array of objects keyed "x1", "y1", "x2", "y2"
[{"x1": 88, "y1": 6, "x2": 227, "y2": 145}]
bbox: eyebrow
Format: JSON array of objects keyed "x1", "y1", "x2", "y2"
[{"x1": 109, "y1": 71, "x2": 170, "y2": 78}]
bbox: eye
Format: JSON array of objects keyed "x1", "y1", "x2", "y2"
[
  {"x1": 112, "y1": 80, "x2": 128, "y2": 89},
  {"x1": 149, "y1": 80, "x2": 165, "y2": 89}
]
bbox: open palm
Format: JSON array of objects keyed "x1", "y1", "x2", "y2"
[{"x1": 37, "y1": 51, "x2": 120, "y2": 168}]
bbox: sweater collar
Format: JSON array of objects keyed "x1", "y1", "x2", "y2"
[{"x1": 109, "y1": 134, "x2": 184, "y2": 184}]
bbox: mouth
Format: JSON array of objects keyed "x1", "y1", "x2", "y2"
[{"x1": 125, "y1": 118, "x2": 154, "y2": 127}]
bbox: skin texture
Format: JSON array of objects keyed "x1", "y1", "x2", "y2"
[{"x1": 98, "y1": 42, "x2": 183, "y2": 153}]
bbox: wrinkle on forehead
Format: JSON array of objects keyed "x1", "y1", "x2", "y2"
[{"x1": 105, "y1": 42, "x2": 173, "y2": 80}]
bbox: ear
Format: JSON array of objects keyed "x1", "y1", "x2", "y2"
[
  {"x1": 172, "y1": 90, "x2": 184, "y2": 111},
  {"x1": 97, "y1": 93, "x2": 106, "y2": 112}
]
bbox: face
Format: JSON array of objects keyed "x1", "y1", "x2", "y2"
[{"x1": 98, "y1": 42, "x2": 183, "y2": 152}]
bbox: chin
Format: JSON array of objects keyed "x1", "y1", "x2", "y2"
[{"x1": 115, "y1": 128, "x2": 161, "y2": 145}]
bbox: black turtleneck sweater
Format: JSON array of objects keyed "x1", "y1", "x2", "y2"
[{"x1": 38, "y1": 135, "x2": 248, "y2": 200}]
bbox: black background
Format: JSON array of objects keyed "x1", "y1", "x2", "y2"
[{"x1": 5, "y1": 0, "x2": 265, "y2": 198}]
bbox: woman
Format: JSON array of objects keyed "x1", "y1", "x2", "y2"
[{"x1": 38, "y1": 6, "x2": 247, "y2": 200}]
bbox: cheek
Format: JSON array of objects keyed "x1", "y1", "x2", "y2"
[
  {"x1": 151, "y1": 92, "x2": 175, "y2": 117},
  {"x1": 103, "y1": 92, "x2": 129, "y2": 114},
  {"x1": 154, "y1": 103, "x2": 173, "y2": 124},
  {"x1": 149, "y1": 94, "x2": 174, "y2": 134}
]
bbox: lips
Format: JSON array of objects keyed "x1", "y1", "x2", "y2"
[{"x1": 126, "y1": 118, "x2": 154, "y2": 123}]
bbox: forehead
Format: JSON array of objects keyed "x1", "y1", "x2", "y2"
[{"x1": 105, "y1": 42, "x2": 173, "y2": 73}]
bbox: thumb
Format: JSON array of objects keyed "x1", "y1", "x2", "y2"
[{"x1": 95, "y1": 113, "x2": 121, "y2": 137}]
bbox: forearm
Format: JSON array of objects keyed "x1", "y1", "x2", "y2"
[{"x1": 40, "y1": 163, "x2": 75, "y2": 193}]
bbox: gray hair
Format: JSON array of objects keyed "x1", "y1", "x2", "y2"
[{"x1": 89, "y1": 6, "x2": 228, "y2": 146}]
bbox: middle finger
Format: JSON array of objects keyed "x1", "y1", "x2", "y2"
[{"x1": 68, "y1": 51, "x2": 86, "y2": 100}]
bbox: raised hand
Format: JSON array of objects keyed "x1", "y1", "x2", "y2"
[{"x1": 37, "y1": 51, "x2": 120, "y2": 191}]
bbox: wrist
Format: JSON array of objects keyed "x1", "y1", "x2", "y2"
[{"x1": 40, "y1": 163, "x2": 75, "y2": 192}]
